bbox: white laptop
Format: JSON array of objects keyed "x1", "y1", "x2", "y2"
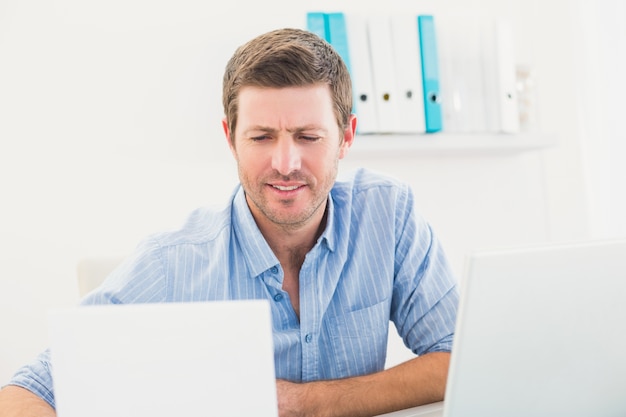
[
  {"x1": 48, "y1": 299, "x2": 278, "y2": 417},
  {"x1": 378, "y1": 238, "x2": 626, "y2": 417}
]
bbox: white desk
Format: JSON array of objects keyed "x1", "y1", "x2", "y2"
[{"x1": 375, "y1": 401, "x2": 444, "y2": 417}]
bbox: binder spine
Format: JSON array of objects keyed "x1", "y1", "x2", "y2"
[{"x1": 418, "y1": 15, "x2": 443, "y2": 133}]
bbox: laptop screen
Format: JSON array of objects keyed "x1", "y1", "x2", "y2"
[
  {"x1": 444, "y1": 239, "x2": 626, "y2": 417},
  {"x1": 48, "y1": 300, "x2": 278, "y2": 417}
]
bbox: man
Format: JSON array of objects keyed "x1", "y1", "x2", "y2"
[{"x1": 0, "y1": 28, "x2": 458, "y2": 417}]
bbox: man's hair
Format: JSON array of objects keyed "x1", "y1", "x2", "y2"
[{"x1": 222, "y1": 28, "x2": 353, "y2": 143}]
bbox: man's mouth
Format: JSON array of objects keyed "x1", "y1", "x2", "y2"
[{"x1": 272, "y1": 184, "x2": 300, "y2": 191}]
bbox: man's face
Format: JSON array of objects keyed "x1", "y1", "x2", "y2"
[{"x1": 223, "y1": 84, "x2": 355, "y2": 233}]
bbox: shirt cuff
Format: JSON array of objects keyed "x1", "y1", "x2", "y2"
[{"x1": 7, "y1": 350, "x2": 56, "y2": 410}]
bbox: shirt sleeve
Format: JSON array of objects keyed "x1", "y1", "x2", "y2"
[
  {"x1": 390, "y1": 183, "x2": 459, "y2": 355},
  {"x1": 80, "y1": 237, "x2": 168, "y2": 305},
  {"x1": 5, "y1": 348, "x2": 56, "y2": 409}
]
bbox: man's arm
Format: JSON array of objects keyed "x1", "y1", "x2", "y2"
[
  {"x1": 276, "y1": 351, "x2": 449, "y2": 417},
  {"x1": 0, "y1": 386, "x2": 56, "y2": 417}
]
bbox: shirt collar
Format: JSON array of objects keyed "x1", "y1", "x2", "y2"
[
  {"x1": 231, "y1": 186, "x2": 279, "y2": 279},
  {"x1": 319, "y1": 192, "x2": 336, "y2": 252}
]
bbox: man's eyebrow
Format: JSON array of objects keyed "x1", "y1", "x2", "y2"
[
  {"x1": 243, "y1": 125, "x2": 329, "y2": 135},
  {"x1": 242, "y1": 126, "x2": 277, "y2": 135},
  {"x1": 286, "y1": 125, "x2": 328, "y2": 134}
]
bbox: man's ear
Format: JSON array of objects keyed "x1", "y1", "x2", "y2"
[
  {"x1": 339, "y1": 114, "x2": 357, "y2": 159},
  {"x1": 222, "y1": 118, "x2": 236, "y2": 152}
]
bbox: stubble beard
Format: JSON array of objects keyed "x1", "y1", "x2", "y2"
[{"x1": 239, "y1": 166, "x2": 337, "y2": 233}]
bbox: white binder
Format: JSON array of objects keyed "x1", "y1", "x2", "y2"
[
  {"x1": 343, "y1": 13, "x2": 379, "y2": 134},
  {"x1": 390, "y1": 14, "x2": 426, "y2": 134},
  {"x1": 437, "y1": 13, "x2": 488, "y2": 133},
  {"x1": 483, "y1": 18, "x2": 520, "y2": 133},
  {"x1": 367, "y1": 14, "x2": 400, "y2": 133},
  {"x1": 493, "y1": 19, "x2": 520, "y2": 133}
]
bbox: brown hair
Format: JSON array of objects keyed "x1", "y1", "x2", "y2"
[{"x1": 222, "y1": 28, "x2": 353, "y2": 143}]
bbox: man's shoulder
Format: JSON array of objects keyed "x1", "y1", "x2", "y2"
[
  {"x1": 146, "y1": 202, "x2": 233, "y2": 249},
  {"x1": 334, "y1": 168, "x2": 408, "y2": 196}
]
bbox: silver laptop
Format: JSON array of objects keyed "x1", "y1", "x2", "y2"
[
  {"x1": 48, "y1": 300, "x2": 278, "y2": 417},
  {"x1": 378, "y1": 238, "x2": 626, "y2": 417}
]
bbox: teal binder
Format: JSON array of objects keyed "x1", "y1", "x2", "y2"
[{"x1": 418, "y1": 15, "x2": 443, "y2": 133}]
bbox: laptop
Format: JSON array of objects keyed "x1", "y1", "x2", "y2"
[
  {"x1": 378, "y1": 238, "x2": 626, "y2": 417},
  {"x1": 48, "y1": 299, "x2": 278, "y2": 417}
]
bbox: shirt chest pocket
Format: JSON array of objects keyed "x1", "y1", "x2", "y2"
[{"x1": 325, "y1": 299, "x2": 390, "y2": 378}]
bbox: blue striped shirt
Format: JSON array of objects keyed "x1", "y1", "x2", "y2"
[{"x1": 9, "y1": 168, "x2": 459, "y2": 409}]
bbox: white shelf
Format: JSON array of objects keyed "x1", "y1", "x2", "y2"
[{"x1": 349, "y1": 132, "x2": 557, "y2": 156}]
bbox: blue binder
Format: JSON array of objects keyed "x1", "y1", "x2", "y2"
[{"x1": 418, "y1": 15, "x2": 443, "y2": 133}]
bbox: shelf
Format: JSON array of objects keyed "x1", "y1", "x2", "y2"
[{"x1": 349, "y1": 132, "x2": 557, "y2": 157}]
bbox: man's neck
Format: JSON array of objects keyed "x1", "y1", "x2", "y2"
[
  {"x1": 248, "y1": 200, "x2": 329, "y2": 320},
  {"x1": 252, "y1": 202, "x2": 328, "y2": 270}
]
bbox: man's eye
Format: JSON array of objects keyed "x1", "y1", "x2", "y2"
[
  {"x1": 301, "y1": 136, "x2": 320, "y2": 142},
  {"x1": 251, "y1": 135, "x2": 271, "y2": 141}
]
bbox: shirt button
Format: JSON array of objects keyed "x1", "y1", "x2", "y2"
[
  {"x1": 273, "y1": 293, "x2": 284, "y2": 302},
  {"x1": 270, "y1": 266, "x2": 279, "y2": 274},
  {"x1": 305, "y1": 333, "x2": 313, "y2": 343}
]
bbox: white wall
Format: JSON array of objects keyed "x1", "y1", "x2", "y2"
[{"x1": 0, "y1": 0, "x2": 596, "y2": 382}]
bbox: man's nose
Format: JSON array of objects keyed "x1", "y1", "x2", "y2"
[{"x1": 271, "y1": 138, "x2": 302, "y2": 175}]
